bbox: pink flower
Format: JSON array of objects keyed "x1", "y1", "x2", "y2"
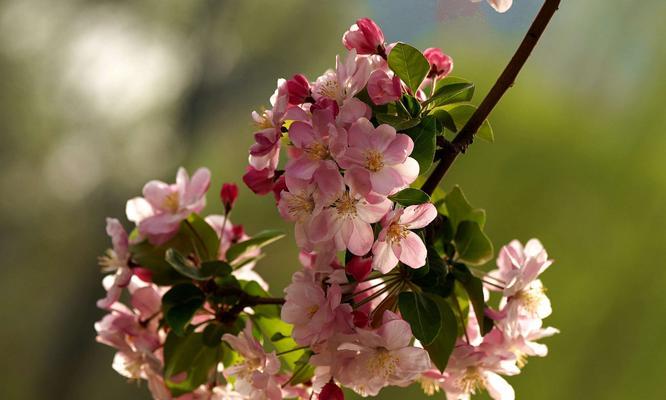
[
  {"x1": 97, "y1": 218, "x2": 132, "y2": 309},
  {"x1": 336, "y1": 98, "x2": 371, "y2": 130},
  {"x1": 338, "y1": 118, "x2": 419, "y2": 198},
  {"x1": 372, "y1": 204, "x2": 437, "y2": 273},
  {"x1": 312, "y1": 50, "x2": 371, "y2": 104},
  {"x1": 423, "y1": 48, "x2": 453, "y2": 78},
  {"x1": 335, "y1": 312, "x2": 431, "y2": 396},
  {"x1": 286, "y1": 74, "x2": 311, "y2": 105},
  {"x1": 281, "y1": 268, "x2": 354, "y2": 345},
  {"x1": 471, "y1": 0, "x2": 513, "y2": 13},
  {"x1": 222, "y1": 321, "x2": 282, "y2": 400},
  {"x1": 285, "y1": 108, "x2": 339, "y2": 181},
  {"x1": 277, "y1": 177, "x2": 325, "y2": 251},
  {"x1": 310, "y1": 187, "x2": 392, "y2": 256},
  {"x1": 219, "y1": 182, "x2": 238, "y2": 211},
  {"x1": 490, "y1": 239, "x2": 553, "y2": 320},
  {"x1": 126, "y1": 167, "x2": 211, "y2": 245},
  {"x1": 495, "y1": 316, "x2": 559, "y2": 368},
  {"x1": 367, "y1": 70, "x2": 402, "y2": 105},
  {"x1": 441, "y1": 343, "x2": 519, "y2": 400},
  {"x1": 342, "y1": 18, "x2": 385, "y2": 55}
]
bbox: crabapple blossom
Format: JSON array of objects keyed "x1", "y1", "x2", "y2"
[
  {"x1": 126, "y1": 167, "x2": 211, "y2": 244},
  {"x1": 372, "y1": 203, "x2": 437, "y2": 272},
  {"x1": 335, "y1": 312, "x2": 431, "y2": 396},
  {"x1": 281, "y1": 268, "x2": 354, "y2": 345},
  {"x1": 222, "y1": 321, "x2": 282, "y2": 400},
  {"x1": 312, "y1": 50, "x2": 371, "y2": 104},
  {"x1": 366, "y1": 69, "x2": 402, "y2": 105},
  {"x1": 423, "y1": 47, "x2": 454, "y2": 78},
  {"x1": 342, "y1": 17, "x2": 385, "y2": 55},
  {"x1": 310, "y1": 187, "x2": 392, "y2": 256},
  {"x1": 471, "y1": 0, "x2": 514, "y2": 13},
  {"x1": 286, "y1": 74, "x2": 311, "y2": 105},
  {"x1": 97, "y1": 218, "x2": 132, "y2": 309},
  {"x1": 338, "y1": 118, "x2": 419, "y2": 197}
]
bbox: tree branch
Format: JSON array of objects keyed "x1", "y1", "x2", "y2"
[{"x1": 421, "y1": 0, "x2": 561, "y2": 195}]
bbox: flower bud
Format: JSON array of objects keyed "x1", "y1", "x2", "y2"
[
  {"x1": 346, "y1": 256, "x2": 373, "y2": 282},
  {"x1": 286, "y1": 74, "x2": 311, "y2": 105},
  {"x1": 242, "y1": 166, "x2": 275, "y2": 195},
  {"x1": 342, "y1": 18, "x2": 385, "y2": 55},
  {"x1": 220, "y1": 182, "x2": 239, "y2": 212},
  {"x1": 319, "y1": 381, "x2": 344, "y2": 400},
  {"x1": 423, "y1": 48, "x2": 454, "y2": 78},
  {"x1": 367, "y1": 70, "x2": 402, "y2": 105},
  {"x1": 133, "y1": 267, "x2": 153, "y2": 283}
]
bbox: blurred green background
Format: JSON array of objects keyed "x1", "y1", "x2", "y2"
[{"x1": 1, "y1": 0, "x2": 664, "y2": 398}]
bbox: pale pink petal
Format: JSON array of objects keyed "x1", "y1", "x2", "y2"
[
  {"x1": 400, "y1": 203, "x2": 437, "y2": 229},
  {"x1": 398, "y1": 231, "x2": 427, "y2": 269},
  {"x1": 383, "y1": 134, "x2": 414, "y2": 164},
  {"x1": 372, "y1": 239, "x2": 399, "y2": 273},
  {"x1": 484, "y1": 371, "x2": 515, "y2": 400},
  {"x1": 125, "y1": 197, "x2": 154, "y2": 224},
  {"x1": 289, "y1": 121, "x2": 316, "y2": 148},
  {"x1": 347, "y1": 218, "x2": 374, "y2": 256},
  {"x1": 142, "y1": 181, "x2": 173, "y2": 210}
]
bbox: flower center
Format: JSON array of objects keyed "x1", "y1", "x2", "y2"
[
  {"x1": 304, "y1": 141, "x2": 330, "y2": 160},
  {"x1": 386, "y1": 223, "x2": 408, "y2": 243},
  {"x1": 317, "y1": 79, "x2": 339, "y2": 99},
  {"x1": 458, "y1": 367, "x2": 484, "y2": 394},
  {"x1": 419, "y1": 376, "x2": 441, "y2": 396},
  {"x1": 163, "y1": 192, "x2": 180, "y2": 213},
  {"x1": 334, "y1": 192, "x2": 358, "y2": 217},
  {"x1": 255, "y1": 109, "x2": 273, "y2": 129},
  {"x1": 367, "y1": 348, "x2": 398, "y2": 378},
  {"x1": 307, "y1": 305, "x2": 319, "y2": 318},
  {"x1": 288, "y1": 192, "x2": 315, "y2": 219},
  {"x1": 98, "y1": 249, "x2": 125, "y2": 273},
  {"x1": 515, "y1": 284, "x2": 547, "y2": 315},
  {"x1": 365, "y1": 150, "x2": 384, "y2": 172}
]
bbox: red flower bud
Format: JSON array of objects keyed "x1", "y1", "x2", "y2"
[
  {"x1": 352, "y1": 310, "x2": 369, "y2": 328},
  {"x1": 133, "y1": 267, "x2": 153, "y2": 283},
  {"x1": 220, "y1": 183, "x2": 239, "y2": 211},
  {"x1": 242, "y1": 166, "x2": 275, "y2": 195},
  {"x1": 319, "y1": 381, "x2": 344, "y2": 400},
  {"x1": 343, "y1": 17, "x2": 385, "y2": 55},
  {"x1": 286, "y1": 74, "x2": 311, "y2": 105},
  {"x1": 423, "y1": 48, "x2": 454, "y2": 78},
  {"x1": 345, "y1": 256, "x2": 372, "y2": 282}
]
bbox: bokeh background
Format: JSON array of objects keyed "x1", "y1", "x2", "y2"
[{"x1": 1, "y1": 0, "x2": 664, "y2": 399}]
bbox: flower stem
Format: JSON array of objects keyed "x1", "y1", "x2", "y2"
[{"x1": 421, "y1": 0, "x2": 561, "y2": 195}]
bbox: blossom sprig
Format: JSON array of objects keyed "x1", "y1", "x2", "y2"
[{"x1": 96, "y1": 3, "x2": 563, "y2": 398}]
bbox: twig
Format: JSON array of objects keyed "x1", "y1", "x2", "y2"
[{"x1": 421, "y1": 0, "x2": 561, "y2": 195}]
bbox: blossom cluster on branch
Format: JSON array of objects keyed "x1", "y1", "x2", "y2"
[{"x1": 96, "y1": 5, "x2": 560, "y2": 400}]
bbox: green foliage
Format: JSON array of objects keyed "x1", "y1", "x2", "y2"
[
  {"x1": 389, "y1": 188, "x2": 431, "y2": 206},
  {"x1": 423, "y1": 81, "x2": 475, "y2": 108},
  {"x1": 242, "y1": 280, "x2": 280, "y2": 318},
  {"x1": 129, "y1": 214, "x2": 220, "y2": 285},
  {"x1": 398, "y1": 291, "x2": 442, "y2": 346},
  {"x1": 225, "y1": 229, "x2": 285, "y2": 265},
  {"x1": 442, "y1": 186, "x2": 486, "y2": 229},
  {"x1": 405, "y1": 115, "x2": 438, "y2": 173},
  {"x1": 162, "y1": 284, "x2": 205, "y2": 336},
  {"x1": 453, "y1": 264, "x2": 493, "y2": 336},
  {"x1": 434, "y1": 77, "x2": 475, "y2": 103},
  {"x1": 375, "y1": 113, "x2": 421, "y2": 130},
  {"x1": 163, "y1": 329, "x2": 221, "y2": 396},
  {"x1": 444, "y1": 104, "x2": 494, "y2": 143},
  {"x1": 454, "y1": 221, "x2": 494, "y2": 266},
  {"x1": 387, "y1": 43, "x2": 430, "y2": 93},
  {"x1": 422, "y1": 293, "x2": 458, "y2": 371},
  {"x1": 165, "y1": 248, "x2": 232, "y2": 280},
  {"x1": 252, "y1": 315, "x2": 303, "y2": 370}
]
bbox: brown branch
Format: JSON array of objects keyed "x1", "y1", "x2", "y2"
[{"x1": 421, "y1": 0, "x2": 561, "y2": 195}]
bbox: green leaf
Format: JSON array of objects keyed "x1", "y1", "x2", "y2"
[
  {"x1": 226, "y1": 230, "x2": 285, "y2": 264},
  {"x1": 270, "y1": 332, "x2": 289, "y2": 342},
  {"x1": 446, "y1": 104, "x2": 494, "y2": 143},
  {"x1": 375, "y1": 113, "x2": 421, "y2": 131},
  {"x1": 433, "y1": 77, "x2": 475, "y2": 104},
  {"x1": 454, "y1": 221, "x2": 494, "y2": 266},
  {"x1": 423, "y1": 293, "x2": 458, "y2": 371},
  {"x1": 163, "y1": 330, "x2": 220, "y2": 396},
  {"x1": 389, "y1": 188, "x2": 431, "y2": 206},
  {"x1": 423, "y1": 82, "x2": 475, "y2": 108},
  {"x1": 398, "y1": 292, "x2": 442, "y2": 346},
  {"x1": 290, "y1": 351, "x2": 315, "y2": 385},
  {"x1": 387, "y1": 43, "x2": 430, "y2": 93},
  {"x1": 162, "y1": 284, "x2": 205, "y2": 335},
  {"x1": 402, "y1": 95, "x2": 422, "y2": 117},
  {"x1": 242, "y1": 280, "x2": 280, "y2": 318},
  {"x1": 443, "y1": 186, "x2": 486, "y2": 230},
  {"x1": 431, "y1": 108, "x2": 457, "y2": 133},
  {"x1": 405, "y1": 115, "x2": 438, "y2": 174},
  {"x1": 202, "y1": 322, "x2": 229, "y2": 347},
  {"x1": 456, "y1": 271, "x2": 492, "y2": 336},
  {"x1": 129, "y1": 214, "x2": 220, "y2": 285}
]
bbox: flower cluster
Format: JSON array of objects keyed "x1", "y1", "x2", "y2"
[
  {"x1": 96, "y1": 11, "x2": 558, "y2": 400},
  {"x1": 420, "y1": 239, "x2": 558, "y2": 400}
]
